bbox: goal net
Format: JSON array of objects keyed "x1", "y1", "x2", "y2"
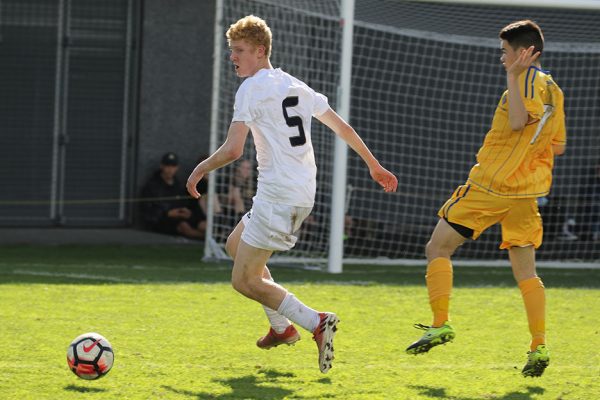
[{"x1": 207, "y1": 0, "x2": 600, "y2": 268}]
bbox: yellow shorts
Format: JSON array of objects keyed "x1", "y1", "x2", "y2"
[{"x1": 438, "y1": 184, "x2": 543, "y2": 249}]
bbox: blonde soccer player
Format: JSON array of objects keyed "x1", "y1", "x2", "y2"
[
  {"x1": 187, "y1": 15, "x2": 397, "y2": 373},
  {"x1": 405, "y1": 20, "x2": 565, "y2": 378}
]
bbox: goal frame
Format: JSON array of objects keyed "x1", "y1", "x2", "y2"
[{"x1": 205, "y1": 0, "x2": 600, "y2": 272}]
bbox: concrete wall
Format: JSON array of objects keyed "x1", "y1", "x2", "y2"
[{"x1": 136, "y1": 0, "x2": 215, "y2": 195}]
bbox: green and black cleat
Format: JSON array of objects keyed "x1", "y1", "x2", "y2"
[
  {"x1": 406, "y1": 323, "x2": 455, "y2": 355},
  {"x1": 522, "y1": 344, "x2": 550, "y2": 377}
]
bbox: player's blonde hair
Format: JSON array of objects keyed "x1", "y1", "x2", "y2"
[{"x1": 226, "y1": 15, "x2": 272, "y2": 58}]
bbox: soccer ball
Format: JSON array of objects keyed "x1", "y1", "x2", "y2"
[{"x1": 66, "y1": 332, "x2": 114, "y2": 380}]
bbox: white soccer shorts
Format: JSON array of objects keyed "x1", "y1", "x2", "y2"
[{"x1": 241, "y1": 198, "x2": 312, "y2": 251}]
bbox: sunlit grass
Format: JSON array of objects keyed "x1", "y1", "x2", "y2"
[{"x1": 0, "y1": 245, "x2": 598, "y2": 399}]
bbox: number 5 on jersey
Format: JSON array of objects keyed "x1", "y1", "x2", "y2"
[{"x1": 282, "y1": 96, "x2": 306, "y2": 147}]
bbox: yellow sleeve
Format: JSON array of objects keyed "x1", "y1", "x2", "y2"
[
  {"x1": 551, "y1": 86, "x2": 567, "y2": 145},
  {"x1": 519, "y1": 67, "x2": 545, "y2": 121}
]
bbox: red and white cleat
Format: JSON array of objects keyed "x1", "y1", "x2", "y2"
[
  {"x1": 256, "y1": 325, "x2": 301, "y2": 349},
  {"x1": 312, "y1": 312, "x2": 339, "y2": 373}
]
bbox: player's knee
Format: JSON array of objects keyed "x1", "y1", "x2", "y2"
[
  {"x1": 425, "y1": 240, "x2": 453, "y2": 260},
  {"x1": 231, "y1": 275, "x2": 261, "y2": 300},
  {"x1": 231, "y1": 274, "x2": 248, "y2": 295},
  {"x1": 425, "y1": 240, "x2": 438, "y2": 259},
  {"x1": 262, "y1": 267, "x2": 273, "y2": 280}
]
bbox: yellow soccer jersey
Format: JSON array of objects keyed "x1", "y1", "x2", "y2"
[{"x1": 467, "y1": 66, "x2": 566, "y2": 198}]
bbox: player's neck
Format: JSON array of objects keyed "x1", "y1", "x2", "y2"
[{"x1": 251, "y1": 60, "x2": 273, "y2": 76}]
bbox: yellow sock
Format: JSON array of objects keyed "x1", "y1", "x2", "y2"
[
  {"x1": 518, "y1": 276, "x2": 546, "y2": 351},
  {"x1": 426, "y1": 257, "x2": 453, "y2": 327}
]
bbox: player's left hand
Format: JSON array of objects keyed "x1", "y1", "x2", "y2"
[
  {"x1": 507, "y1": 46, "x2": 540, "y2": 77},
  {"x1": 370, "y1": 164, "x2": 398, "y2": 193}
]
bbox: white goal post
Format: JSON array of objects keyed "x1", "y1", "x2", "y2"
[{"x1": 206, "y1": 0, "x2": 600, "y2": 271}]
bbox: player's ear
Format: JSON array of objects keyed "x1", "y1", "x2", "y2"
[{"x1": 256, "y1": 44, "x2": 266, "y2": 58}]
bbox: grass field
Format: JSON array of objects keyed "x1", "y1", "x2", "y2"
[{"x1": 0, "y1": 244, "x2": 599, "y2": 399}]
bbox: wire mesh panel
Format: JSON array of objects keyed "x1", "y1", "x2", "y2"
[
  {"x1": 346, "y1": 1, "x2": 600, "y2": 263},
  {"x1": 0, "y1": 0, "x2": 60, "y2": 223},
  {"x1": 210, "y1": 0, "x2": 600, "y2": 265},
  {"x1": 60, "y1": 0, "x2": 132, "y2": 225},
  {"x1": 208, "y1": 0, "x2": 342, "y2": 263},
  {"x1": 0, "y1": 0, "x2": 137, "y2": 226}
]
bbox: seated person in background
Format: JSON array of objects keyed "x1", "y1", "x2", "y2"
[
  {"x1": 141, "y1": 152, "x2": 205, "y2": 239},
  {"x1": 225, "y1": 159, "x2": 255, "y2": 220},
  {"x1": 195, "y1": 155, "x2": 223, "y2": 235},
  {"x1": 582, "y1": 159, "x2": 600, "y2": 241},
  {"x1": 593, "y1": 161, "x2": 600, "y2": 241}
]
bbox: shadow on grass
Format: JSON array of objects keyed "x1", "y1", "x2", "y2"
[
  {"x1": 64, "y1": 384, "x2": 107, "y2": 393},
  {"x1": 409, "y1": 385, "x2": 545, "y2": 400},
  {"x1": 161, "y1": 368, "x2": 301, "y2": 399},
  {"x1": 1, "y1": 244, "x2": 599, "y2": 288}
]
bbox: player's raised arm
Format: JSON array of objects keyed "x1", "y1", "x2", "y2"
[
  {"x1": 316, "y1": 107, "x2": 398, "y2": 193},
  {"x1": 505, "y1": 45, "x2": 541, "y2": 130},
  {"x1": 187, "y1": 121, "x2": 249, "y2": 198}
]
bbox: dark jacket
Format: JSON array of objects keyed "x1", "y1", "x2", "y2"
[{"x1": 140, "y1": 170, "x2": 191, "y2": 228}]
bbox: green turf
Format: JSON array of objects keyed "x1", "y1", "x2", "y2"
[{"x1": 0, "y1": 245, "x2": 599, "y2": 399}]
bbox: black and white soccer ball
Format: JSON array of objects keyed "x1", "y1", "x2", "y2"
[{"x1": 66, "y1": 332, "x2": 114, "y2": 380}]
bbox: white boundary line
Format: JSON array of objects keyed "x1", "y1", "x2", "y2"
[
  {"x1": 265, "y1": 256, "x2": 600, "y2": 269},
  {"x1": 6, "y1": 267, "x2": 599, "y2": 286},
  {"x1": 10, "y1": 269, "x2": 144, "y2": 283}
]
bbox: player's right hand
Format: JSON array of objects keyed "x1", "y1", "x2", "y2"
[
  {"x1": 507, "y1": 45, "x2": 540, "y2": 77},
  {"x1": 186, "y1": 168, "x2": 204, "y2": 199},
  {"x1": 370, "y1": 165, "x2": 398, "y2": 193}
]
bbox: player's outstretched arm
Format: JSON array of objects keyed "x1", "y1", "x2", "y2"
[
  {"x1": 187, "y1": 122, "x2": 249, "y2": 198},
  {"x1": 316, "y1": 108, "x2": 398, "y2": 193}
]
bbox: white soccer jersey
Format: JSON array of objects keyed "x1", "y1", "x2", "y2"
[{"x1": 232, "y1": 68, "x2": 329, "y2": 207}]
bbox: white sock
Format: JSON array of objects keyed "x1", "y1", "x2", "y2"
[
  {"x1": 262, "y1": 305, "x2": 291, "y2": 334},
  {"x1": 277, "y1": 293, "x2": 320, "y2": 332}
]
